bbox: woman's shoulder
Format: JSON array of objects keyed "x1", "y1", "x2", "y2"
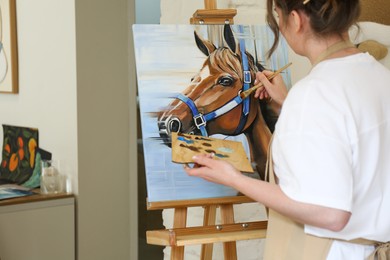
[
  {"x1": 313, "y1": 52, "x2": 389, "y2": 78},
  {"x1": 290, "y1": 52, "x2": 388, "y2": 95}
]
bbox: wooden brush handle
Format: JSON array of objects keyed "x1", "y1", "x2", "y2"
[{"x1": 240, "y1": 62, "x2": 292, "y2": 99}]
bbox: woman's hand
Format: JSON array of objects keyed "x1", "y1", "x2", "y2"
[
  {"x1": 183, "y1": 154, "x2": 242, "y2": 188},
  {"x1": 254, "y1": 70, "x2": 288, "y2": 106}
]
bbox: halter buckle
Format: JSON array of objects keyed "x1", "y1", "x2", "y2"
[
  {"x1": 243, "y1": 71, "x2": 251, "y2": 84},
  {"x1": 193, "y1": 114, "x2": 206, "y2": 129}
]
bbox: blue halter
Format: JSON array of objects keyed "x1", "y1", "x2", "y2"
[{"x1": 176, "y1": 26, "x2": 251, "y2": 137}]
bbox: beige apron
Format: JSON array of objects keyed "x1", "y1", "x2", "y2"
[
  {"x1": 263, "y1": 136, "x2": 333, "y2": 260},
  {"x1": 263, "y1": 135, "x2": 390, "y2": 259}
]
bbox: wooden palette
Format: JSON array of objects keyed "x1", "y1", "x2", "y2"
[{"x1": 171, "y1": 132, "x2": 254, "y2": 172}]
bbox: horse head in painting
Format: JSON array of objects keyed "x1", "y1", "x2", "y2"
[{"x1": 157, "y1": 25, "x2": 272, "y2": 179}]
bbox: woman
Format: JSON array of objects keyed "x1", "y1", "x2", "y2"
[{"x1": 184, "y1": 0, "x2": 390, "y2": 259}]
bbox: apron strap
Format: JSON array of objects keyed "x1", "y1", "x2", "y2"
[
  {"x1": 265, "y1": 134, "x2": 275, "y2": 184},
  {"x1": 312, "y1": 40, "x2": 355, "y2": 67}
]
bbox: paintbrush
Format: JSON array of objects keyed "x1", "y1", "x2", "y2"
[{"x1": 240, "y1": 62, "x2": 292, "y2": 99}]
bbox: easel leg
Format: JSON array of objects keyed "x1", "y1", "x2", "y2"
[
  {"x1": 201, "y1": 205, "x2": 217, "y2": 260},
  {"x1": 220, "y1": 204, "x2": 237, "y2": 260},
  {"x1": 171, "y1": 208, "x2": 187, "y2": 260}
]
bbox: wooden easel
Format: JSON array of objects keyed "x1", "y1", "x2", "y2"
[
  {"x1": 190, "y1": 0, "x2": 237, "y2": 25},
  {"x1": 146, "y1": 196, "x2": 267, "y2": 260},
  {"x1": 146, "y1": 2, "x2": 268, "y2": 259}
]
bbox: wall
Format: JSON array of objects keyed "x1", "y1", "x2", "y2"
[
  {"x1": 0, "y1": 0, "x2": 135, "y2": 259},
  {"x1": 160, "y1": 0, "x2": 390, "y2": 26},
  {"x1": 129, "y1": 1, "x2": 139, "y2": 259},
  {"x1": 0, "y1": 0, "x2": 78, "y2": 192},
  {"x1": 161, "y1": 0, "x2": 268, "y2": 24},
  {"x1": 360, "y1": 0, "x2": 390, "y2": 25},
  {"x1": 135, "y1": 0, "x2": 160, "y2": 24},
  {"x1": 75, "y1": 0, "x2": 133, "y2": 259}
]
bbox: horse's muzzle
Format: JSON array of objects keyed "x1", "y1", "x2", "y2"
[{"x1": 157, "y1": 116, "x2": 182, "y2": 145}]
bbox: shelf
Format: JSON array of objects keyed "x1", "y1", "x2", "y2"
[{"x1": 0, "y1": 189, "x2": 74, "y2": 207}]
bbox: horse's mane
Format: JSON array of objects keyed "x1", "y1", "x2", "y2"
[
  {"x1": 207, "y1": 47, "x2": 260, "y2": 81},
  {"x1": 207, "y1": 48, "x2": 241, "y2": 78}
]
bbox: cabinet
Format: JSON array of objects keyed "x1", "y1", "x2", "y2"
[{"x1": 0, "y1": 193, "x2": 75, "y2": 260}]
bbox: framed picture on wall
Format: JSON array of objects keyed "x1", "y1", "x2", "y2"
[{"x1": 0, "y1": 0, "x2": 18, "y2": 94}]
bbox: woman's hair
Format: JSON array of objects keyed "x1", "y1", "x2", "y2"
[{"x1": 266, "y1": 0, "x2": 361, "y2": 57}]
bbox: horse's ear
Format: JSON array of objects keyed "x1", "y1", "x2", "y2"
[
  {"x1": 223, "y1": 24, "x2": 237, "y2": 53},
  {"x1": 194, "y1": 31, "x2": 216, "y2": 56}
]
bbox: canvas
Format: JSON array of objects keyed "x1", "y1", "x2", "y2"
[{"x1": 133, "y1": 24, "x2": 291, "y2": 202}]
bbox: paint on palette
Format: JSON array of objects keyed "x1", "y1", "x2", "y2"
[
  {"x1": 177, "y1": 136, "x2": 234, "y2": 158},
  {"x1": 176, "y1": 143, "x2": 232, "y2": 159},
  {"x1": 214, "y1": 153, "x2": 229, "y2": 158},
  {"x1": 218, "y1": 147, "x2": 234, "y2": 153},
  {"x1": 194, "y1": 136, "x2": 211, "y2": 141},
  {"x1": 179, "y1": 143, "x2": 201, "y2": 152},
  {"x1": 177, "y1": 136, "x2": 194, "y2": 144}
]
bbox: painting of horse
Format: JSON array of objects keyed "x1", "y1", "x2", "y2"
[{"x1": 133, "y1": 24, "x2": 291, "y2": 202}]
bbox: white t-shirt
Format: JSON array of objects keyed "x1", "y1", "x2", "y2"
[{"x1": 272, "y1": 53, "x2": 390, "y2": 259}]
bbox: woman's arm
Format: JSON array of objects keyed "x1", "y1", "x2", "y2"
[{"x1": 184, "y1": 155, "x2": 351, "y2": 232}]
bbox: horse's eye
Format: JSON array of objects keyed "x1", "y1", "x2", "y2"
[{"x1": 217, "y1": 76, "x2": 234, "y2": 87}]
